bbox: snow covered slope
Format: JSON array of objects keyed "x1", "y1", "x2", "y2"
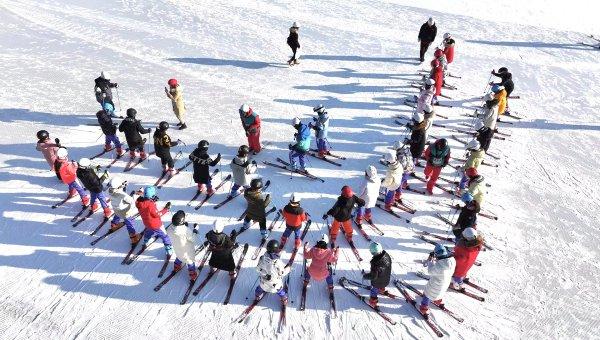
[{"x1": 0, "y1": 0, "x2": 598, "y2": 339}]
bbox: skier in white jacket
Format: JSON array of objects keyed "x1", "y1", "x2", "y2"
[
  {"x1": 255, "y1": 239, "x2": 290, "y2": 305},
  {"x1": 420, "y1": 244, "x2": 456, "y2": 315},
  {"x1": 479, "y1": 93, "x2": 499, "y2": 130},
  {"x1": 381, "y1": 151, "x2": 403, "y2": 210},
  {"x1": 393, "y1": 142, "x2": 415, "y2": 202},
  {"x1": 107, "y1": 176, "x2": 141, "y2": 244},
  {"x1": 228, "y1": 145, "x2": 257, "y2": 198},
  {"x1": 355, "y1": 165, "x2": 380, "y2": 224},
  {"x1": 416, "y1": 79, "x2": 436, "y2": 113},
  {"x1": 167, "y1": 210, "x2": 199, "y2": 281}
]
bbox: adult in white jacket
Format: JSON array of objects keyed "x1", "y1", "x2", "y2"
[
  {"x1": 381, "y1": 151, "x2": 403, "y2": 210},
  {"x1": 107, "y1": 176, "x2": 141, "y2": 244},
  {"x1": 355, "y1": 165, "x2": 380, "y2": 223},
  {"x1": 255, "y1": 240, "x2": 290, "y2": 305},
  {"x1": 420, "y1": 244, "x2": 456, "y2": 315},
  {"x1": 228, "y1": 145, "x2": 257, "y2": 198},
  {"x1": 167, "y1": 210, "x2": 199, "y2": 281},
  {"x1": 479, "y1": 93, "x2": 499, "y2": 130}
]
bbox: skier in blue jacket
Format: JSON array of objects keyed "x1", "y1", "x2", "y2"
[
  {"x1": 288, "y1": 117, "x2": 311, "y2": 171},
  {"x1": 309, "y1": 104, "x2": 330, "y2": 157}
]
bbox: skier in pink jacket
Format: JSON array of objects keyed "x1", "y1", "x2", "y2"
[
  {"x1": 35, "y1": 130, "x2": 61, "y2": 176},
  {"x1": 303, "y1": 234, "x2": 339, "y2": 292}
]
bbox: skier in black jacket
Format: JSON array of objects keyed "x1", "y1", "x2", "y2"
[
  {"x1": 474, "y1": 120, "x2": 494, "y2": 152},
  {"x1": 491, "y1": 67, "x2": 515, "y2": 114},
  {"x1": 118, "y1": 108, "x2": 151, "y2": 159},
  {"x1": 418, "y1": 17, "x2": 437, "y2": 62},
  {"x1": 362, "y1": 242, "x2": 392, "y2": 308},
  {"x1": 286, "y1": 22, "x2": 300, "y2": 65},
  {"x1": 189, "y1": 140, "x2": 221, "y2": 194},
  {"x1": 408, "y1": 113, "x2": 427, "y2": 162},
  {"x1": 206, "y1": 220, "x2": 238, "y2": 278},
  {"x1": 76, "y1": 157, "x2": 112, "y2": 218},
  {"x1": 322, "y1": 186, "x2": 365, "y2": 244},
  {"x1": 94, "y1": 71, "x2": 118, "y2": 111},
  {"x1": 153, "y1": 121, "x2": 179, "y2": 173},
  {"x1": 453, "y1": 199, "x2": 480, "y2": 239},
  {"x1": 96, "y1": 109, "x2": 124, "y2": 156}
]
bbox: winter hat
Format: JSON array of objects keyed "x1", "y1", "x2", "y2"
[
  {"x1": 466, "y1": 139, "x2": 481, "y2": 151},
  {"x1": 168, "y1": 78, "x2": 178, "y2": 87},
  {"x1": 100, "y1": 71, "x2": 110, "y2": 79},
  {"x1": 461, "y1": 192, "x2": 474, "y2": 203},
  {"x1": 384, "y1": 150, "x2": 397, "y2": 163},
  {"x1": 443, "y1": 32, "x2": 452, "y2": 39},
  {"x1": 126, "y1": 108, "x2": 137, "y2": 118},
  {"x1": 341, "y1": 185, "x2": 353, "y2": 198},
  {"x1": 289, "y1": 192, "x2": 300, "y2": 204},
  {"x1": 427, "y1": 17, "x2": 435, "y2": 26},
  {"x1": 240, "y1": 104, "x2": 250, "y2": 114},
  {"x1": 425, "y1": 78, "x2": 435, "y2": 86},
  {"x1": 292, "y1": 117, "x2": 301, "y2": 126},
  {"x1": 369, "y1": 242, "x2": 383, "y2": 256},
  {"x1": 56, "y1": 147, "x2": 68, "y2": 159},
  {"x1": 434, "y1": 48, "x2": 443, "y2": 58},
  {"x1": 313, "y1": 104, "x2": 325, "y2": 113},
  {"x1": 109, "y1": 176, "x2": 126, "y2": 189},
  {"x1": 317, "y1": 233, "x2": 329, "y2": 249},
  {"x1": 172, "y1": 210, "x2": 186, "y2": 226},
  {"x1": 78, "y1": 158, "x2": 91, "y2": 168},
  {"x1": 213, "y1": 220, "x2": 225, "y2": 233},
  {"x1": 365, "y1": 165, "x2": 378, "y2": 179},
  {"x1": 144, "y1": 186, "x2": 157, "y2": 198},
  {"x1": 462, "y1": 227, "x2": 478, "y2": 240},
  {"x1": 292, "y1": 21, "x2": 299, "y2": 28},
  {"x1": 412, "y1": 112, "x2": 424, "y2": 123},
  {"x1": 483, "y1": 93, "x2": 495, "y2": 101},
  {"x1": 433, "y1": 244, "x2": 448, "y2": 257}
]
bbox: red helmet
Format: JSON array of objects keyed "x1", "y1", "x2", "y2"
[
  {"x1": 465, "y1": 167, "x2": 478, "y2": 177},
  {"x1": 430, "y1": 59, "x2": 440, "y2": 68},
  {"x1": 434, "y1": 49, "x2": 443, "y2": 57},
  {"x1": 168, "y1": 78, "x2": 178, "y2": 87},
  {"x1": 341, "y1": 185, "x2": 353, "y2": 198}
]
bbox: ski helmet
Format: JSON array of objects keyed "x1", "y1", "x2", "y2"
[
  {"x1": 289, "y1": 192, "x2": 300, "y2": 204},
  {"x1": 412, "y1": 112, "x2": 424, "y2": 123},
  {"x1": 36, "y1": 130, "x2": 49, "y2": 140},
  {"x1": 78, "y1": 158, "x2": 91, "y2": 168},
  {"x1": 341, "y1": 185, "x2": 353, "y2": 198},
  {"x1": 250, "y1": 178, "x2": 263, "y2": 190},
  {"x1": 427, "y1": 17, "x2": 434, "y2": 26},
  {"x1": 109, "y1": 176, "x2": 126, "y2": 189},
  {"x1": 498, "y1": 67, "x2": 508, "y2": 73},
  {"x1": 466, "y1": 139, "x2": 481, "y2": 151},
  {"x1": 144, "y1": 186, "x2": 157, "y2": 198},
  {"x1": 435, "y1": 138, "x2": 448, "y2": 149},
  {"x1": 103, "y1": 102, "x2": 115, "y2": 113},
  {"x1": 197, "y1": 140, "x2": 209, "y2": 150},
  {"x1": 365, "y1": 165, "x2": 378, "y2": 179},
  {"x1": 126, "y1": 108, "x2": 137, "y2": 118},
  {"x1": 172, "y1": 210, "x2": 186, "y2": 226},
  {"x1": 433, "y1": 244, "x2": 448, "y2": 257},
  {"x1": 461, "y1": 192, "x2": 474, "y2": 203},
  {"x1": 491, "y1": 84, "x2": 504, "y2": 93},
  {"x1": 100, "y1": 71, "x2": 110, "y2": 79},
  {"x1": 393, "y1": 140, "x2": 404, "y2": 150},
  {"x1": 56, "y1": 147, "x2": 68, "y2": 159},
  {"x1": 431, "y1": 59, "x2": 440, "y2": 68},
  {"x1": 292, "y1": 21, "x2": 299, "y2": 28},
  {"x1": 434, "y1": 48, "x2": 443, "y2": 58},
  {"x1": 158, "y1": 121, "x2": 169, "y2": 131},
  {"x1": 313, "y1": 104, "x2": 324, "y2": 113},
  {"x1": 462, "y1": 227, "x2": 478, "y2": 240},
  {"x1": 474, "y1": 120, "x2": 485, "y2": 131},
  {"x1": 167, "y1": 78, "x2": 178, "y2": 87},
  {"x1": 443, "y1": 32, "x2": 452, "y2": 40},
  {"x1": 317, "y1": 233, "x2": 329, "y2": 248},
  {"x1": 483, "y1": 93, "x2": 495, "y2": 101},
  {"x1": 292, "y1": 117, "x2": 301, "y2": 126},
  {"x1": 266, "y1": 239, "x2": 280, "y2": 253},
  {"x1": 425, "y1": 78, "x2": 435, "y2": 86},
  {"x1": 237, "y1": 145, "x2": 250, "y2": 157},
  {"x1": 240, "y1": 104, "x2": 250, "y2": 114},
  {"x1": 369, "y1": 242, "x2": 383, "y2": 256},
  {"x1": 213, "y1": 220, "x2": 225, "y2": 233},
  {"x1": 423, "y1": 104, "x2": 434, "y2": 114},
  {"x1": 384, "y1": 150, "x2": 397, "y2": 163},
  {"x1": 465, "y1": 167, "x2": 478, "y2": 177}
]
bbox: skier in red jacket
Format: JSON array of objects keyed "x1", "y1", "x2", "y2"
[
  {"x1": 442, "y1": 33, "x2": 455, "y2": 64},
  {"x1": 430, "y1": 59, "x2": 444, "y2": 105},
  {"x1": 451, "y1": 227, "x2": 483, "y2": 290},
  {"x1": 135, "y1": 186, "x2": 173, "y2": 256}
]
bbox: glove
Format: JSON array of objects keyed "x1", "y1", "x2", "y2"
[
  {"x1": 312, "y1": 117, "x2": 317, "y2": 121},
  {"x1": 165, "y1": 201, "x2": 172, "y2": 210},
  {"x1": 230, "y1": 229, "x2": 238, "y2": 238},
  {"x1": 288, "y1": 144, "x2": 293, "y2": 150},
  {"x1": 164, "y1": 87, "x2": 169, "y2": 93},
  {"x1": 95, "y1": 165, "x2": 102, "y2": 171},
  {"x1": 217, "y1": 153, "x2": 221, "y2": 158},
  {"x1": 251, "y1": 160, "x2": 257, "y2": 165},
  {"x1": 115, "y1": 83, "x2": 119, "y2": 88},
  {"x1": 245, "y1": 131, "x2": 249, "y2": 137},
  {"x1": 193, "y1": 223, "x2": 199, "y2": 234},
  {"x1": 322, "y1": 214, "x2": 328, "y2": 220},
  {"x1": 264, "y1": 274, "x2": 272, "y2": 281},
  {"x1": 403, "y1": 137, "x2": 410, "y2": 144},
  {"x1": 362, "y1": 272, "x2": 370, "y2": 280},
  {"x1": 152, "y1": 195, "x2": 160, "y2": 202},
  {"x1": 54, "y1": 138, "x2": 60, "y2": 145}
]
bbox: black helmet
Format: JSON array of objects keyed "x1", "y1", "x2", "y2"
[
  {"x1": 435, "y1": 138, "x2": 448, "y2": 149},
  {"x1": 158, "y1": 121, "x2": 169, "y2": 131},
  {"x1": 172, "y1": 210, "x2": 186, "y2": 226},
  {"x1": 126, "y1": 108, "x2": 137, "y2": 118},
  {"x1": 36, "y1": 130, "x2": 49, "y2": 140},
  {"x1": 266, "y1": 239, "x2": 280, "y2": 253},
  {"x1": 250, "y1": 178, "x2": 263, "y2": 190},
  {"x1": 197, "y1": 140, "x2": 209, "y2": 150},
  {"x1": 498, "y1": 67, "x2": 508, "y2": 73},
  {"x1": 238, "y1": 145, "x2": 250, "y2": 157}
]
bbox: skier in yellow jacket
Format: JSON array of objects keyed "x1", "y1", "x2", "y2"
[{"x1": 165, "y1": 78, "x2": 187, "y2": 130}]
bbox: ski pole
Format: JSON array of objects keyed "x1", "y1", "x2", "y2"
[
  {"x1": 245, "y1": 277, "x2": 259, "y2": 300},
  {"x1": 116, "y1": 87, "x2": 122, "y2": 112}
]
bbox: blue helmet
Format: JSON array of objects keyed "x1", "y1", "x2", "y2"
[
  {"x1": 434, "y1": 244, "x2": 448, "y2": 257},
  {"x1": 144, "y1": 186, "x2": 157, "y2": 198},
  {"x1": 491, "y1": 84, "x2": 504, "y2": 93},
  {"x1": 461, "y1": 192, "x2": 474, "y2": 203},
  {"x1": 103, "y1": 102, "x2": 115, "y2": 113}
]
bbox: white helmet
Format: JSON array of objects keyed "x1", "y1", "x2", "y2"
[
  {"x1": 320, "y1": 233, "x2": 329, "y2": 244},
  {"x1": 365, "y1": 165, "x2": 378, "y2": 179},
  {"x1": 313, "y1": 104, "x2": 325, "y2": 113},
  {"x1": 462, "y1": 227, "x2": 478, "y2": 240},
  {"x1": 425, "y1": 78, "x2": 435, "y2": 86},
  {"x1": 56, "y1": 147, "x2": 68, "y2": 159},
  {"x1": 423, "y1": 104, "x2": 433, "y2": 114},
  {"x1": 443, "y1": 32, "x2": 452, "y2": 39},
  {"x1": 213, "y1": 220, "x2": 225, "y2": 233},
  {"x1": 100, "y1": 71, "x2": 110, "y2": 79},
  {"x1": 292, "y1": 117, "x2": 301, "y2": 126},
  {"x1": 412, "y1": 112, "x2": 424, "y2": 123},
  {"x1": 290, "y1": 192, "x2": 300, "y2": 203},
  {"x1": 474, "y1": 120, "x2": 485, "y2": 130},
  {"x1": 466, "y1": 139, "x2": 481, "y2": 151},
  {"x1": 240, "y1": 104, "x2": 250, "y2": 113},
  {"x1": 427, "y1": 17, "x2": 435, "y2": 26},
  {"x1": 484, "y1": 93, "x2": 495, "y2": 101},
  {"x1": 292, "y1": 21, "x2": 299, "y2": 28},
  {"x1": 78, "y1": 158, "x2": 91, "y2": 168},
  {"x1": 393, "y1": 140, "x2": 404, "y2": 150},
  {"x1": 109, "y1": 176, "x2": 126, "y2": 189},
  {"x1": 384, "y1": 150, "x2": 397, "y2": 163}
]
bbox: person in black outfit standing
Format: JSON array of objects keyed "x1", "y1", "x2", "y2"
[
  {"x1": 118, "y1": 108, "x2": 151, "y2": 159},
  {"x1": 287, "y1": 22, "x2": 300, "y2": 65},
  {"x1": 96, "y1": 109, "x2": 125, "y2": 156},
  {"x1": 94, "y1": 71, "x2": 118, "y2": 112},
  {"x1": 475, "y1": 120, "x2": 494, "y2": 152},
  {"x1": 418, "y1": 17, "x2": 437, "y2": 62},
  {"x1": 206, "y1": 220, "x2": 238, "y2": 278},
  {"x1": 362, "y1": 242, "x2": 392, "y2": 308},
  {"x1": 153, "y1": 121, "x2": 179, "y2": 174},
  {"x1": 189, "y1": 140, "x2": 221, "y2": 194}
]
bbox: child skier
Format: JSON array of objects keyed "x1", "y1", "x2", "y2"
[
  {"x1": 418, "y1": 17, "x2": 437, "y2": 62},
  {"x1": 355, "y1": 165, "x2": 380, "y2": 224},
  {"x1": 459, "y1": 140, "x2": 484, "y2": 190},
  {"x1": 452, "y1": 228, "x2": 484, "y2": 290},
  {"x1": 286, "y1": 22, "x2": 300, "y2": 65},
  {"x1": 118, "y1": 108, "x2": 151, "y2": 159},
  {"x1": 76, "y1": 157, "x2": 113, "y2": 217},
  {"x1": 491, "y1": 67, "x2": 514, "y2": 115},
  {"x1": 303, "y1": 234, "x2": 339, "y2": 292},
  {"x1": 206, "y1": 220, "x2": 238, "y2": 279},
  {"x1": 322, "y1": 186, "x2": 365, "y2": 244},
  {"x1": 288, "y1": 117, "x2": 311, "y2": 171},
  {"x1": 430, "y1": 59, "x2": 444, "y2": 105},
  {"x1": 419, "y1": 244, "x2": 456, "y2": 315},
  {"x1": 474, "y1": 120, "x2": 494, "y2": 152},
  {"x1": 153, "y1": 121, "x2": 180, "y2": 174},
  {"x1": 36, "y1": 130, "x2": 60, "y2": 174},
  {"x1": 442, "y1": 33, "x2": 455, "y2": 64},
  {"x1": 107, "y1": 176, "x2": 141, "y2": 245},
  {"x1": 55, "y1": 148, "x2": 90, "y2": 205},
  {"x1": 461, "y1": 168, "x2": 486, "y2": 205},
  {"x1": 408, "y1": 113, "x2": 427, "y2": 164},
  {"x1": 189, "y1": 140, "x2": 221, "y2": 194},
  {"x1": 479, "y1": 93, "x2": 499, "y2": 130},
  {"x1": 453, "y1": 198, "x2": 480, "y2": 239},
  {"x1": 239, "y1": 104, "x2": 261, "y2": 154},
  {"x1": 423, "y1": 138, "x2": 451, "y2": 195},
  {"x1": 167, "y1": 210, "x2": 198, "y2": 281},
  {"x1": 392, "y1": 143, "x2": 415, "y2": 202},
  {"x1": 309, "y1": 105, "x2": 330, "y2": 157},
  {"x1": 96, "y1": 108, "x2": 125, "y2": 156},
  {"x1": 278, "y1": 193, "x2": 308, "y2": 251},
  {"x1": 135, "y1": 186, "x2": 173, "y2": 257},
  {"x1": 255, "y1": 239, "x2": 290, "y2": 305},
  {"x1": 228, "y1": 145, "x2": 257, "y2": 198},
  {"x1": 94, "y1": 71, "x2": 118, "y2": 113},
  {"x1": 242, "y1": 178, "x2": 272, "y2": 238},
  {"x1": 362, "y1": 242, "x2": 392, "y2": 308},
  {"x1": 491, "y1": 84, "x2": 507, "y2": 116},
  {"x1": 381, "y1": 151, "x2": 403, "y2": 210},
  {"x1": 416, "y1": 79, "x2": 435, "y2": 113},
  {"x1": 165, "y1": 78, "x2": 187, "y2": 130}
]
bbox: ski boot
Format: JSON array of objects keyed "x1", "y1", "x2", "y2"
[
  {"x1": 278, "y1": 236, "x2": 287, "y2": 251},
  {"x1": 139, "y1": 151, "x2": 148, "y2": 161},
  {"x1": 173, "y1": 260, "x2": 183, "y2": 272},
  {"x1": 91, "y1": 202, "x2": 100, "y2": 212},
  {"x1": 67, "y1": 188, "x2": 77, "y2": 198},
  {"x1": 103, "y1": 207, "x2": 112, "y2": 218},
  {"x1": 367, "y1": 297, "x2": 378, "y2": 309},
  {"x1": 189, "y1": 269, "x2": 198, "y2": 281},
  {"x1": 364, "y1": 211, "x2": 373, "y2": 224},
  {"x1": 104, "y1": 144, "x2": 112, "y2": 152},
  {"x1": 419, "y1": 303, "x2": 430, "y2": 315},
  {"x1": 294, "y1": 238, "x2": 301, "y2": 249},
  {"x1": 129, "y1": 232, "x2": 142, "y2": 244},
  {"x1": 81, "y1": 195, "x2": 90, "y2": 207},
  {"x1": 129, "y1": 150, "x2": 137, "y2": 159},
  {"x1": 116, "y1": 147, "x2": 125, "y2": 157},
  {"x1": 260, "y1": 229, "x2": 268, "y2": 240},
  {"x1": 206, "y1": 187, "x2": 215, "y2": 196},
  {"x1": 433, "y1": 299, "x2": 445, "y2": 308}
]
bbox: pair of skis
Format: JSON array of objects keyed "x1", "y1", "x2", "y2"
[
  {"x1": 191, "y1": 174, "x2": 232, "y2": 210},
  {"x1": 155, "y1": 159, "x2": 192, "y2": 189},
  {"x1": 299, "y1": 260, "x2": 337, "y2": 318},
  {"x1": 105, "y1": 148, "x2": 131, "y2": 169},
  {"x1": 306, "y1": 150, "x2": 342, "y2": 166},
  {"x1": 122, "y1": 218, "x2": 172, "y2": 265},
  {"x1": 283, "y1": 219, "x2": 312, "y2": 267},
  {"x1": 262, "y1": 158, "x2": 325, "y2": 182},
  {"x1": 415, "y1": 271, "x2": 485, "y2": 302},
  {"x1": 251, "y1": 210, "x2": 283, "y2": 260},
  {"x1": 338, "y1": 277, "x2": 396, "y2": 325},
  {"x1": 324, "y1": 218, "x2": 362, "y2": 262},
  {"x1": 90, "y1": 212, "x2": 141, "y2": 246},
  {"x1": 123, "y1": 151, "x2": 156, "y2": 172},
  {"x1": 375, "y1": 203, "x2": 411, "y2": 223}
]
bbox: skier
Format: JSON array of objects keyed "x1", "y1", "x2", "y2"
[
  {"x1": 255, "y1": 239, "x2": 290, "y2": 305},
  {"x1": 239, "y1": 104, "x2": 261, "y2": 154},
  {"x1": 189, "y1": 140, "x2": 221, "y2": 194},
  {"x1": 135, "y1": 186, "x2": 173, "y2": 256},
  {"x1": 452, "y1": 228, "x2": 483, "y2": 290},
  {"x1": 458, "y1": 140, "x2": 484, "y2": 190},
  {"x1": 461, "y1": 168, "x2": 486, "y2": 205},
  {"x1": 479, "y1": 93, "x2": 499, "y2": 131},
  {"x1": 94, "y1": 71, "x2": 118, "y2": 114},
  {"x1": 416, "y1": 79, "x2": 435, "y2": 113},
  {"x1": 418, "y1": 17, "x2": 437, "y2": 62},
  {"x1": 442, "y1": 32, "x2": 455, "y2": 64},
  {"x1": 452, "y1": 198, "x2": 480, "y2": 239},
  {"x1": 303, "y1": 234, "x2": 338, "y2": 292},
  {"x1": 168, "y1": 210, "x2": 198, "y2": 280},
  {"x1": 475, "y1": 120, "x2": 494, "y2": 152},
  {"x1": 491, "y1": 84, "x2": 507, "y2": 116},
  {"x1": 288, "y1": 117, "x2": 311, "y2": 171},
  {"x1": 423, "y1": 138, "x2": 451, "y2": 195},
  {"x1": 165, "y1": 78, "x2": 187, "y2": 130},
  {"x1": 419, "y1": 244, "x2": 456, "y2": 315},
  {"x1": 96, "y1": 108, "x2": 125, "y2": 156},
  {"x1": 408, "y1": 112, "x2": 427, "y2": 164},
  {"x1": 309, "y1": 105, "x2": 330, "y2": 157},
  {"x1": 430, "y1": 59, "x2": 444, "y2": 105},
  {"x1": 229, "y1": 145, "x2": 257, "y2": 198},
  {"x1": 433, "y1": 48, "x2": 448, "y2": 73},
  {"x1": 381, "y1": 151, "x2": 403, "y2": 210},
  {"x1": 36, "y1": 130, "x2": 60, "y2": 174},
  {"x1": 153, "y1": 121, "x2": 180, "y2": 174},
  {"x1": 55, "y1": 148, "x2": 90, "y2": 205},
  {"x1": 76, "y1": 158, "x2": 113, "y2": 217},
  {"x1": 393, "y1": 144, "x2": 415, "y2": 202},
  {"x1": 206, "y1": 220, "x2": 238, "y2": 278},
  {"x1": 278, "y1": 193, "x2": 308, "y2": 251},
  {"x1": 322, "y1": 186, "x2": 365, "y2": 244},
  {"x1": 355, "y1": 165, "x2": 380, "y2": 224},
  {"x1": 242, "y1": 178, "x2": 272, "y2": 238},
  {"x1": 491, "y1": 67, "x2": 515, "y2": 115},
  {"x1": 286, "y1": 22, "x2": 300, "y2": 65},
  {"x1": 107, "y1": 176, "x2": 141, "y2": 244},
  {"x1": 361, "y1": 242, "x2": 392, "y2": 308},
  {"x1": 118, "y1": 108, "x2": 151, "y2": 159},
  {"x1": 421, "y1": 105, "x2": 435, "y2": 136}
]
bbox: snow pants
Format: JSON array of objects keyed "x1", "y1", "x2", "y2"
[
  {"x1": 90, "y1": 191, "x2": 110, "y2": 209},
  {"x1": 104, "y1": 134, "x2": 122, "y2": 150},
  {"x1": 316, "y1": 138, "x2": 329, "y2": 153},
  {"x1": 395, "y1": 172, "x2": 411, "y2": 196},
  {"x1": 255, "y1": 285, "x2": 287, "y2": 299},
  {"x1": 288, "y1": 150, "x2": 306, "y2": 169},
  {"x1": 424, "y1": 164, "x2": 442, "y2": 192},
  {"x1": 247, "y1": 130, "x2": 261, "y2": 153},
  {"x1": 68, "y1": 181, "x2": 88, "y2": 202},
  {"x1": 142, "y1": 226, "x2": 173, "y2": 255},
  {"x1": 356, "y1": 207, "x2": 372, "y2": 220},
  {"x1": 304, "y1": 270, "x2": 333, "y2": 286},
  {"x1": 330, "y1": 219, "x2": 352, "y2": 240},
  {"x1": 111, "y1": 215, "x2": 137, "y2": 235},
  {"x1": 419, "y1": 41, "x2": 432, "y2": 62}
]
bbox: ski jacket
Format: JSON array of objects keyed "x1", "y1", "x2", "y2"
[
  {"x1": 96, "y1": 110, "x2": 117, "y2": 136},
  {"x1": 476, "y1": 127, "x2": 494, "y2": 152},
  {"x1": 437, "y1": 54, "x2": 448, "y2": 71},
  {"x1": 480, "y1": 100, "x2": 499, "y2": 130},
  {"x1": 418, "y1": 22, "x2": 437, "y2": 43},
  {"x1": 304, "y1": 246, "x2": 338, "y2": 281},
  {"x1": 206, "y1": 230, "x2": 237, "y2": 271},
  {"x1": 189, "y1": 148, "x2": 220, "y2": 184},
  {"x1": 292, "y1": 123, "x2": 311, "y2": 152},
  {"x1": 425, "y1": 143, "x2": 450, "y2": 168},
  {"x1": 167, "y1": 223, "x2": 197, "y2": 264},
  {"x1": 416, "y1": 86, "x2": 435, "y2": 113},
  {"x1": 244, "y1": 189, "x2": 271, "y2": 220},
  {"x1": 94, "y1": 77, "x2": 116, "y2": 104},
  {"x1": 153, "y1": 130, "x2": 178, "y2": 159},
  {"x1": 287, "y1": 28, "x2": 300, "y2": 49},
  {"x1": 423, "y1": 255, "x2": 456, "y2": 300},
  {"x1": 492, "y1": 71, "x2": 514, "y2": 95},
  {"x1": 108, "y1": 187, "x2": 138, "y2": 219},
  {"x1": 118, "y1": 117, "x2": 150, "y2": 147},
  {"x1": 443, "y1": 38, "x2": 455, "y2": 63},
  {"x1": 357, "y1": 174, "x2": 381, "y2": 208},
  {"x1": 230, "y1": 155, "x2": 257, "y2": 187},
  {"x1": 363, "y1": 250, "x2": 392, "y2": 288},
  {"x1": 466, "y1": 175, "x2": 486, "y2": 205},
  {"x1": 453, "y1": 237, "x2": 483, "y2": 278},
  {"x1": 462, "y1": 149, "x2": 485, "y2": 171},
  {"x1": 76, "y1": 167, "x2": 105, "y2": 194},
  {"x1": 409, "y1": 123, "x2": 427, "y2": 159},
  {"x1": 432, "y1": 66, "x2": 443, "y2": 96},
  {"x1": 398, "y1": 149, "x2": 415, "y2": 174},
  {"x1": 326, "y1": 194, "x2": 365, "y2": 222},
  {"x1": 257, "y1": 252, "x2": 289, "y2": 293},
  {"x1": 239, "y1": 109, "x2": 261, "y2": 134},
  {"x1": 381, "y1": 161, "x2": 403, "y2": 191},
  {"x1": 494, "y1": 89, "x2": 508, "y2": 114},
  {"x1": 282, "y1": 202, "x2": 307, "y2": 228},
  {"x1": 311, "y1": 112, "x2": 329, "y2": 139},
  {"x1": 58, "y1": 160, "x2": 78, "y2": 184},
  {"x1": 135, "y1": 197, "x2": 168, "y2": 230},
  {"x1": 455, "y1": 201, "x2": 480, "y2": 230},
  {"x1": 36, "y1": 138, "x2": 59, "y2": 169},
  {"x1": 167, "y1": 86, "x2": 186, "y2": 116}
]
